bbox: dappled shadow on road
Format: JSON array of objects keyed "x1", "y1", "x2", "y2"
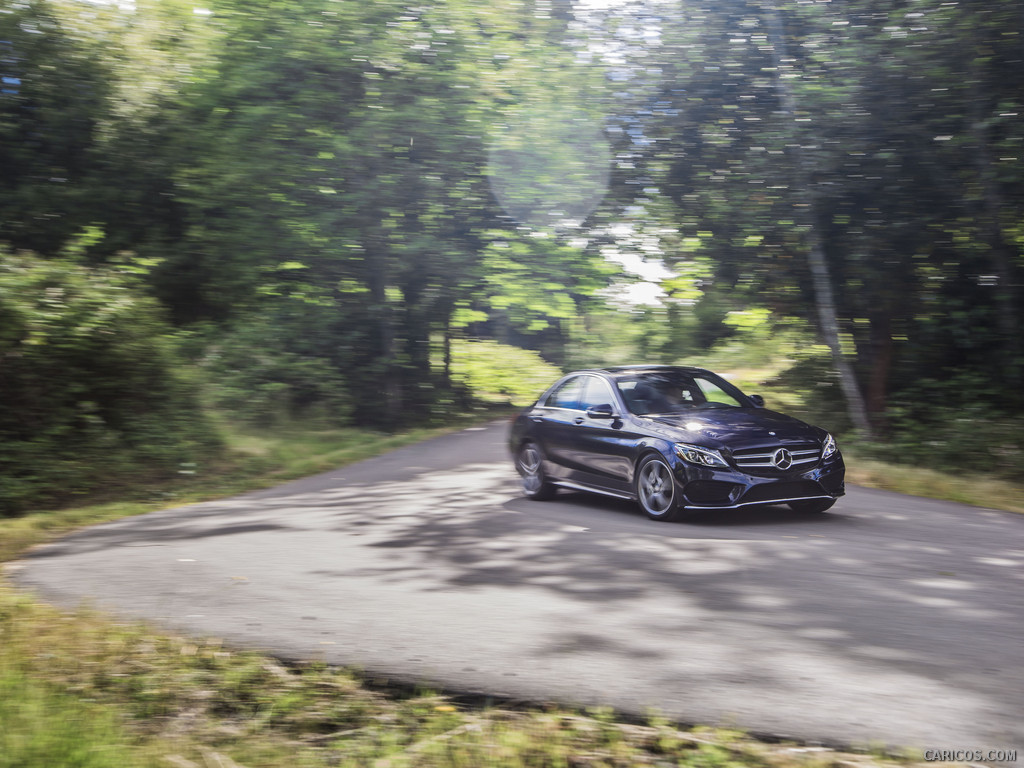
[
  {"x1": 18, "y1": 450, "x2": 1024, "y2": 746},
  {"x1": 283, "y1": 460, "x2": 1024, "y2": 742},
  {"x1": 22, "y1": 502, "x2": 302, "y2": 559},
  {"x1": 24, "y1": 505, "x2": 299, "y2": 561}
]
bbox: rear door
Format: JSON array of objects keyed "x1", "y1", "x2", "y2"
[{"x1": 532, "y1": 375, "x2": 585, "y2": 480}]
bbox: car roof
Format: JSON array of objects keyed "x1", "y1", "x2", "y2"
[{"x1": 578, "y1": 365, "x2": 715, "y2": 379}]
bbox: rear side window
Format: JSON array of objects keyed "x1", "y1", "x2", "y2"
[{"x1": 546, "y1": 377, "x2": 584, "y2": 409}]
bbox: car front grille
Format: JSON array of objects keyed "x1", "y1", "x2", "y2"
[{"x1": 731, "y1": 444, "x2": 821, "y2": 474}]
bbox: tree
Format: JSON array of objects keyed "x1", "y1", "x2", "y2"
[
  {"x1": 0, "y1": 0, "x2": 112, "y2": 254},
  {"x1": 0, "y1": 251, "x2": 216, "y2": 513}
]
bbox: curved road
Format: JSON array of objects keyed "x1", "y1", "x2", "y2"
[{"x1": 12, "y1": 422, "x2": 1024, "y2": 753}]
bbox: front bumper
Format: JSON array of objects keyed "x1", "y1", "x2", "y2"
[{"x1": 672, "y1": 452, "x2": 846, "y2": 510}]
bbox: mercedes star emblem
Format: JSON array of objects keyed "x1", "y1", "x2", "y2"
[{"x1": 772, "y1": 448, "x2": 793, "y2": 470}]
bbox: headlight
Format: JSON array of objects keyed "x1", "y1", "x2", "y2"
[
  {"x1": 674, "y1": 443, "x2": 728, "y2": 467},
  {"x1": 822, "y1": 433, "x2": 837, "y2": 458}
]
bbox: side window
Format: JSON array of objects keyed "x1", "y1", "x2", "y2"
[
  {"x1": 579, "y1": 376, "x2": 615, "y2": 411},
  {"x1": 546, "y1": 377, "x2": 584, "y2": 410},
  {"x1": 694, "y1": 376, "x2": 743, "y2": 407}
]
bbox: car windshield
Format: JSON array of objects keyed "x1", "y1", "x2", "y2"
[{"x1": 616, "y1": 371, "x2": 747, "y2": 415}]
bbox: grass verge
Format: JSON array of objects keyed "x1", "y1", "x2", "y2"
[
  {"x1": 843, "y1": 447, "x2": 1024, "y2": 515},
  {"x1": 0, "y1": 580, "x2": 923, "y2": 768},
  {"x1": 0, "y1": 411, "x2": 987, "y2": 768}
]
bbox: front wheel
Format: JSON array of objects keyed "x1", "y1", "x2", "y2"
[
  {"x1": 635, "y1": 454, "x2": 681, "y2": 522},
  {"x1": 789, "y1": 498, "x2": 836, "y2": 514},
  {"x1": 517, "y1": 442, "x2": 557, "y2": 501}
]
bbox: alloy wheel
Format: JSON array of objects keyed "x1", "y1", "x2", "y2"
[
  {"x1": 638, "y1": 458, "x2": 674, "y2": 516},
  {"x1": 518, "y1": 444, "x2": 543, "y2": 495}
]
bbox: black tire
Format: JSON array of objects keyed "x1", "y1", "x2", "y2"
[
  {"x1": 635, "y1": 454, "x2": 681, "y2": 521},
  {"x1": 789, "y1": 498, "x2": 836, "y2": 514},
  {"x1": 516, "y1": 442, "x2": 557, "y2": 501}
]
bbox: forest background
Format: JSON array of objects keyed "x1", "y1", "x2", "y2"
[{"x1": 1, "y1": 0, "x2": 1022, "y2": 514}]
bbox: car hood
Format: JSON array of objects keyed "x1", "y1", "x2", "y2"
[{"x1": 640, "y1": 408, "x2": 823, "y2": 450}]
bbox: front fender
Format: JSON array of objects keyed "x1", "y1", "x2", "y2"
[{"x1": 631, "y1": 437, "x2": 687, "y2": 484}]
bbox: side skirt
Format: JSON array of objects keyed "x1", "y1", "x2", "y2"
[{"x1": 552, "y1": 480, "x2": 635, "y2": 501}]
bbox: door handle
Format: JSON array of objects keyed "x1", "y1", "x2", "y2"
[
  {"x1": 574, "y1": 417, "x2": 585, "y2": 425},
  {"x1": 531, "y1": 417, "x2": 544, "y2": 423}
]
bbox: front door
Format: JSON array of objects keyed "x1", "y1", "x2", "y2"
[
  {"x1": 571, "y1": 375, "x2": 634, "y2": 494},
  {"x1": 534, "y1": 375, "x2": 586, "y2": 481}
]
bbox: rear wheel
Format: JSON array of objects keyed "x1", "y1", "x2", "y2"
[
  {"x1": 789, "y1": 498, "x2": 836, "y2": 514},
  {"x1": 517, "y1": 442, "x2": 556, "y2": 501},
  {"x1": 635, "y1": 454, "x2": 681, "y2": 521}
]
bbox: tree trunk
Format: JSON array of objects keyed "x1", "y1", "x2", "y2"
[
  {"x1": 367, "y1": 241, "x2": 402, "y2": 425},
  {"x1": 968, "y1": 70, "x2": 1020, "y2": 377},
  {"x1": 866, "y1": 309, "x2": 893, "y2": 425},
  {"x1": 441, "y1": 299, "x2": 453, "y2": 387},
  {"x1": 763, "y1": 2, "x2": 874, "y2": 438},
  {"x1": 401, "y1": 282, "x2": 433, "y2": 411}
]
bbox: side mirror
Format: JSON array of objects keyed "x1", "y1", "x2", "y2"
[
  {"x1": 749, "y1": 394, "x2": 765, "y2": 408},
  {"x1": 586, "y1": 403, "x2": 616, "y2": 419}
]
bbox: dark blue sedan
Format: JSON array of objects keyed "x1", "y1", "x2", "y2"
[{"x1": 509, "y1": 365, "x2": 845, "y2": 521}]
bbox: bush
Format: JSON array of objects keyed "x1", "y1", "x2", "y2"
[
  {"x1": 0, "y1": 253, "x2": 217, "y2": 514},
  {"x1": 198, "y1": 317, "x2": 352, "y2": 427},
  {"x1": 872, "y1": 373, "x2": 1024, "y2": 480},
  {"x1": 450, "y1": 339, "x2": 562, "y2": 406}
]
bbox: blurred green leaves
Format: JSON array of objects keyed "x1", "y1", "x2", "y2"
[
  {"x1": 1, "y1": 0, "x2": 1023, "y2": 500},
  {"x1": 0, "y1": 251, "x2": 217, "y2": 514},
  {"x1": 449, "y1": 339, "x2": 561, "y2": 407}
]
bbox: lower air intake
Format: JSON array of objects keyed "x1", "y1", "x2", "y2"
[{"x1": 742, "y1": 481, "x2": 825, "y2": 504}]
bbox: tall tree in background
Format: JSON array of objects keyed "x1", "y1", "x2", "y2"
[
  {"x1": 0, "y1": 0, "x2": 112, "y2": 254},
  {"x1": 82, "y1": 0, "x2": 619, "y2": 425},
  {"x1": 3, "y1": 0, "x2": 1023, "y2": 438},
  {"x1": 760, "y1": 0, "x2": 872, "y2": 436},
  {"x1": 628, "y1": 0, "x2": 1023, "y2": 432}
]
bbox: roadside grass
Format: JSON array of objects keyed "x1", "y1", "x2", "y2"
[
  {"x1": 0, "y1": 410, "x2": 1001, "y2": 768},
  {"x1": 0, "y1": 580, "x2": 922, "y2": 768},
  {"x1": 843, "y1": 448, "x2": 1024, "y2": 515}
]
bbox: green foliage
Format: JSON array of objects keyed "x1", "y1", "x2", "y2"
[
  {"x1": 872, "y1": 375, "x2": 1024, "y2": 481},
  {"x1": 685, "y1": 318, "x2": 854, "y2": 434},
  {"x1": 687, "y1": 324, "x2": 1024, "y2": 480},
  {"x1": 0, "y1": 665, "x2": 144, "y2": 768},
  {"x1": 474, "y1": 232, "x2": 618, "y2": 366},
  {"x1": 0, "y1": 252, "x2": 217, "y2": 514},
  {"x1": 760, "y1": 355, "x2": 854, "y2": 437},
  {"x1": 449, "y1": 339, "x2": 561, "y2": 406},
  {"x1": 0, "y1": 1, "x2": 113, "y2": 255},
  {"x1": 2, "y1": 0, "x2": 1023, "y2": 484},
  {"x1": 198, "y1": 316, "x2": 352, "y2": 427}
]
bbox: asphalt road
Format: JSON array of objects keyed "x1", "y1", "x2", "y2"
[{"x1": 12, "y1": 422, "x2": 1024, "y2": 753}]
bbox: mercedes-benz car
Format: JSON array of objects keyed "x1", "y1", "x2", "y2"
[{"x1": 509, "y1": 365, "x2": 844, "y2": 521}]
